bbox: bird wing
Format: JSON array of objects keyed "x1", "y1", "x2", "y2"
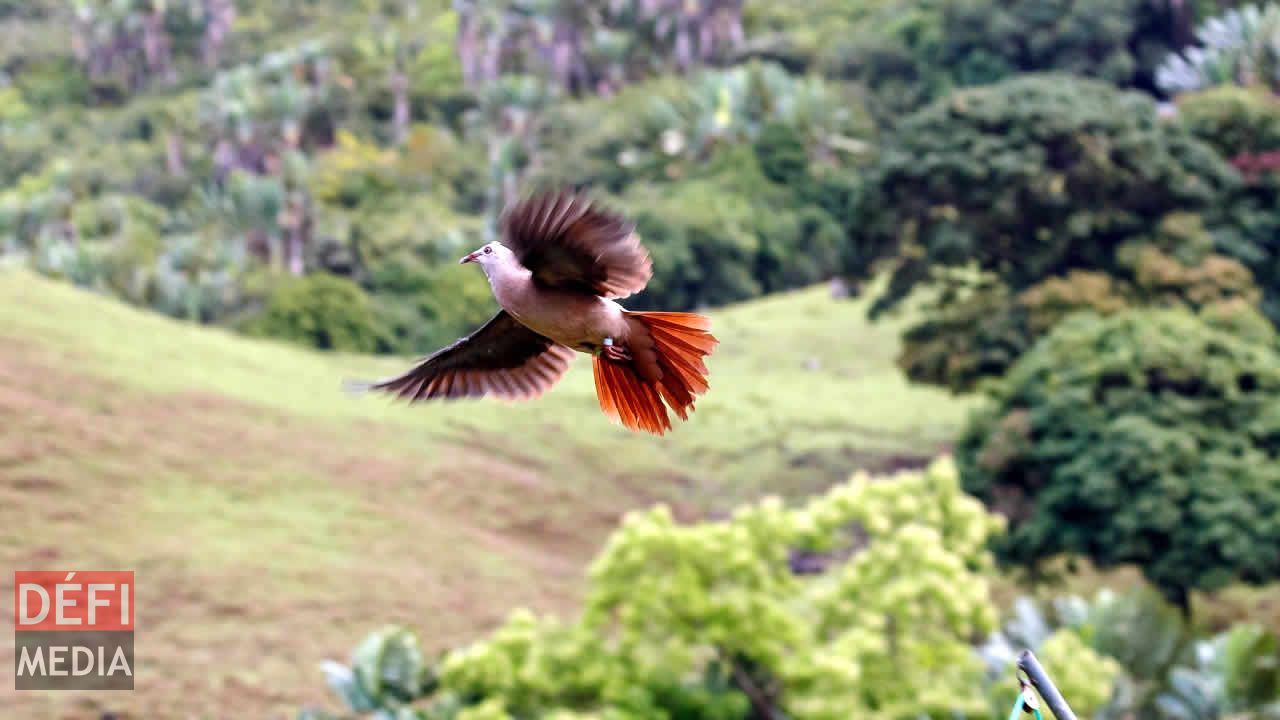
[
  {"x1": 501, "y1": 189, "x2": 653, "y2": 299},
  {"x1": 350, "y1": 311, "x2": 577, "y2": 402}
]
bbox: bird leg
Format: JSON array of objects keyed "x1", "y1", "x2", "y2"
[{"x1": 601, "y1": 336, "x2": 631, "y2": 363}]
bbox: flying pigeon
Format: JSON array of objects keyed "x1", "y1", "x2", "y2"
[{"x1": 346, "y1": 189, "x2": 719, "y2": 436}]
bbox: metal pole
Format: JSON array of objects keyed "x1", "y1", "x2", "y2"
[{"x1": 1017, "y1": 650, "x2": 1077, "y2": 720}]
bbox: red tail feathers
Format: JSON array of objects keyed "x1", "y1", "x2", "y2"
[{"x1": 592, "y1": 312, "x2": 718, "y2": 436}]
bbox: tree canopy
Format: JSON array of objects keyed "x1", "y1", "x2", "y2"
[
  {"x1": 956, "y1": 309, "x2": 1280, "y2": 610},
  {"x1": 843, "y1": 72, "x2": 1262, "y2": 391}
]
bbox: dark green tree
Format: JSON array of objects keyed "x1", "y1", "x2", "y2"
[
  {"x1": 847, "y1": 73, "x2": 1247, "y2": 391},
  {"x1": 957, "y1": 309, "x2": 1280, "y2": 613},
  {"x1": 1179, "y1": 85, "x2": 1280, "y2": 333},
  {"x1": 1178, "y1": 85, "x2": 1280, "y2": 159},
  {"x1": 932, "y1": 0, "x2": 1190, "y2": 95}
]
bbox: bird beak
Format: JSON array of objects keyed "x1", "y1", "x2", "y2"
[{"x1": 459, "y1": 251, "x2": 479, "y2": 264}]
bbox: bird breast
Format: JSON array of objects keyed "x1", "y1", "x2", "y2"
[{"x1": 503, "y1": 285, "x2": 628, "y2": 353}]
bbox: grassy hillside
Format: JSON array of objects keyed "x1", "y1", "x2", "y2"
[{"x1": 0, "y1": 267, "x2": 968, "y2": 718}]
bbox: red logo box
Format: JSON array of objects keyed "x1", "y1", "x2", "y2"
[{"x1": 14, "y1": 571, "x2": 134, "y2": 632}]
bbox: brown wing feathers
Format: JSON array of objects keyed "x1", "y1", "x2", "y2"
[
  {"x1": 501, "y1": 190, "x2": 653, "y2": 299},
  {"x1": 355, "y1": 311, "x2": 576, "y2": 403}
]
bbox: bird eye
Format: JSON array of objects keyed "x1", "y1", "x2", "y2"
[{"x1": 484, "y1": 246, "x2": 493, "y2": 254}]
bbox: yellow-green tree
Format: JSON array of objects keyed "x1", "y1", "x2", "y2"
[{"x1": 302, "y1": 459, "x2": 1124, "y2": 720}]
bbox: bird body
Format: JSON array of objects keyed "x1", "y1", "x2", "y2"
[
  {"x1": 348, "y1": 189, "x2": 718, "y2": 435},
  {"x1": 475, "y1": 246, "x2": 630, "y2": 354}
]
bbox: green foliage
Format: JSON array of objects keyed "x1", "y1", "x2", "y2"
[
  {"x1": 980, "y1": 587, "x2": 1280, "y2": 719},
  {"x1": 1178, "y1": 85, "x2": 1280, "y2": 158},
  {"x1": 1157, "y1": 3, "x2": 1280, "y2": 95},
  {"x1": 846, "y1": 73, "x2": 1253, "y2": 390},
  {"x1": 957, "y1": 309, "x2": 1280, "y2": 608},
  {"x1": 852, "y1": 73, "x2": 1238, "y2": 313},
  {"x1": 247, "y1": 274, "x2": 388, "y2": 353},
  {"x1": 621, "y1": 149, "x2": 849, "y2": 310},
  {"x1": 309, "y1": 457, "x2": 1010, "y2": 720},
  {"x1": 931, "y1": 0, "x2": 1174, "y2": 92},
  {"x1": 898, "y1": 215, "x2": 1268, "y2": 392},
  {"x1": 1037, "y1": 630, "x2": 1124, "y2": 717},
  {"x1": 1184, "y1": 85, "x2": 1280, "y2": 338},
  {"x1": 319, "y1": 625, "x2": 435, "y2": 713},
  {"x1": 519, "y1": 61, "x2": 872, "y2": 311},
  {"x1": 532, "y1": 61, "x2": 874, "y2": 192},
  {"x1": 990, "y1": 578, "x2": 1191, "y2": 674},
  {"x1": 754, "y1": 121, "x2": 808, "y2": 186},
  {"x1": 1156, "y1": 623, "x2": 1280, "y2": 720},
  {"x1": 370, "y1": 260, "x2": 497, "y2": 356}
]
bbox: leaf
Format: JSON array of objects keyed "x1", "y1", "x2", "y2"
[
  {"x1": 322, "y1": 659, "x2": 379, "y2": 713},
  {"x1": 350, "y1": 626, "x2": 427, "y2": 706}
]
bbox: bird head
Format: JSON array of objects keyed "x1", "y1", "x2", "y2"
[{"x1": 459, "y1": 241, "x2": 511, "y2": 268}]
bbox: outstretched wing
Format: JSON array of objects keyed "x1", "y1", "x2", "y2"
[
  {"x1": 349, "y1": 311, "x2": 577, "y2": 402},
  {"x1": 501, "y1": 189, "x2": 653, "y2": 299}
]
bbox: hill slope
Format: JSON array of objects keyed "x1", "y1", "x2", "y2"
[{"x1": 0, "y1": 268, "x2": 967, "y2": 718}]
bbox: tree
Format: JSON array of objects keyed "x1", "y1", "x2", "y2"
[
  {"x1": 956, "y1": 309, "x2": 1280, "y2": 613},
  {"x1": 1156, "y1": 3, "x2": 1280, "y2": 95},
  {"x1": 302, "y1": 458, "x2": 1122, "y2": 720},
  {"x1": 932, "y1": 0, "x2": 1180, "y2": 93},
  {"x1": 1174, "y1": 85, "x2": 1280, "y2": 337},
  {"x1": 845, "y1": 73, "x2": 1245, "y2": 391},
  {"x1": 1157, "y1": 623, "x2": 1280, "y2": 719},
  {"x1": 453, "y1": 0, "x2": 744, "y2": 98},
  {"x1": 1178, "y1": 84, "x2": 1280, "y2": 159},
  {"x1": 894, "y1": 215, "x2": 1263, "y2": 392}
]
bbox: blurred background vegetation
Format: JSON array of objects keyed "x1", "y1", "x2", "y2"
[{"x1": 1, "y1": 1, "x2": 1280, "y2": 719}]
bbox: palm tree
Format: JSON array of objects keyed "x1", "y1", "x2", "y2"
[
  {"x1": 1157, "y1": 624, "x2": 1280, "y2": 720},
  {"x1": 454, "y1": 0, "x2": 745, "y2": 95},
  {"x1": 138, "y1": 0, "x2": 176, "y2": 84},
  {"x1": 199, "y1": 0, "x2": 236, "y2": 69},
  {"x1": 1157, "y1": 3, "x2": 1280, "y2": 94},
  {"x1": 355, "y1": 25, "x2": 424, "y2": 145},
  {"x1": 71, "y1": 0, "x2": 183, "y2": 91}
]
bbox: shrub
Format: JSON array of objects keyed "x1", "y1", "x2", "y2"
[
  {"x1": 305, "y1": 458, "x2": 1025, "y2": 720},
  {"x1": 623, "y1": 147, "x2": 846, "y2": 310},
  {"x1": 370, "y1": 260, "x2": 497, "y2": 356},
  {"x1": 1178, "y1": 84, "x2": 1280, "y2": 158},
  {"x1": 247, "y1": 273, "x2": 388, "y2": 353},
  {"x1": 957, "y1": 309, "x2": 1280, "y2": 611}
]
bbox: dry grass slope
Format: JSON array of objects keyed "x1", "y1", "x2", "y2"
[{"x1": 0, "y1": 268, "x2": 968, "y2": 718}]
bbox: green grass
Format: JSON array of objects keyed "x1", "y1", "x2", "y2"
[{"x1": 0, "y1": 268, "x2": 969, "y2": 718}]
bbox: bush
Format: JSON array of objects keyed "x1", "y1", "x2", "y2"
[
  {"x1": 247, "y1": 274, "x2": 388, "y2": 353},
  {"x1": 305, "y1": 458, "x2": 1038, "y2": 720},
  {"x1": 623, "y1": 147, "x2": 847, "y2": 310},
  {"x1": 370, "y1": 260, "x2": 497, "y2": 356},
  {"x1": 1178, "y1": 85, "x2": 1280, "y2": 158},
  {"x1": 957, "y1": 309, "x2": 1280, "y2": 611}
]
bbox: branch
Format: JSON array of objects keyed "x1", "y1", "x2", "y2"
[
  {"x1": 730, "y1": 662, "x2": 785, "y2": 720},
  {"x1": 1016, "y1": 650, "x2": 1076, "y2": 720}
]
